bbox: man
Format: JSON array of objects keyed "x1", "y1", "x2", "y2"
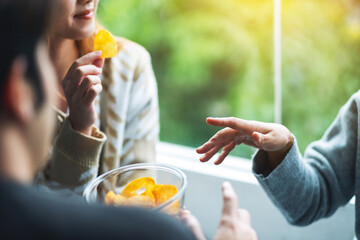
[
  {"x1": 0, "y1": 0, "x2": 256, "y2": 239},
  {"x1": 0, "y1": 0, "x2": 194, "y2": 239}
]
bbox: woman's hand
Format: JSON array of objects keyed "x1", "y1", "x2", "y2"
[
  {"x1": 196, "y1": 117, "x2": 293, "y2": 168},
  {"x1": 62, "y1": 51, "x2": 104, "y2": 136}
]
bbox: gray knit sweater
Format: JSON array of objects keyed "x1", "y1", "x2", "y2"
[{"x1": 253, "y1": 91, "x2": 359, "y2": 237}]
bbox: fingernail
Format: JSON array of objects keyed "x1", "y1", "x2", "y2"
[
  {"x1": 223, "y1": 181, "x2": 231, "y2": 192},
  {"x1": 95, "y1": 50, "x2": 102, "y2": 55}
]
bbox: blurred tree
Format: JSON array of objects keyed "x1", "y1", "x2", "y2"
[{"x1": 97, "y1": 0, "x2": 360, "y2": 159}]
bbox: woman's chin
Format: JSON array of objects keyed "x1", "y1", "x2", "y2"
[{"x1": 71, "y1": 23, "x2": 95, "y2": 40}]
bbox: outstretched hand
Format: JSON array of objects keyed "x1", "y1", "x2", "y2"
[{"x1": 196, "y1": 117, "x2": 293, "y2": 166}]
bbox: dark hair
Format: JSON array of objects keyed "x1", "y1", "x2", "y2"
[{"x1": 0, "y1": 0, "x2": 55, "y2": 109}]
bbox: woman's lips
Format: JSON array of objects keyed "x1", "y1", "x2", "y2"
[{"x1": 74, "y1": 10, "x2": 94, "y2": 20}]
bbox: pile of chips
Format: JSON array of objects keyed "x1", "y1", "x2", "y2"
[
  {"x1": 94, "y1": 29, "x2": 118, "y2": 58},
  {"x1": 104, "y1": 177, "x2": 180, "y2": 215}
]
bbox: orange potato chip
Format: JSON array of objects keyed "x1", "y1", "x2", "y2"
[
  {"x1": 94, "y1": 29, "x2": 118, "y2": 58},
  {"x1": 113, "y1": 194, "x2": 129, "y2": 207},
  {"x1": 141, "y1": 186, "x2": 156, "y2": 200},
  {"x1": 153, "y1": 184, "x2": 178, "y2": 205},
  {"x1": 127, "y1": 195, "x2": 155, "y2": 209},
  {"x1": 104, "y1": 177, "x2": 180, "y2": 214},
  {"x1": 104, "y1": 190, "x2": 116, "y2": 205},
  {"x1": 121, "y1": 177, "x2": 155, "y2": 198}
]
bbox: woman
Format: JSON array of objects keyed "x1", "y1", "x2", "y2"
[{"x1": 37, "y1": 0, "x2": 159, "y2": 194}]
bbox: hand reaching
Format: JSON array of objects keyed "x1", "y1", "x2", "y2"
[
  {"x1": 61, "y1": 51, "x2": 104, "y2": 136},
  {"x1": 196, "y1": 117, "x2": 293, "y2": 167}
]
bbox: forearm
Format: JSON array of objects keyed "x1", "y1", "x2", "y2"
[
  {"x1": 253, "y1": 139, "x2": 347, "y2": 225},
  {"x1": 49, "y1": 117, "x2": 106, "y2": 188}
]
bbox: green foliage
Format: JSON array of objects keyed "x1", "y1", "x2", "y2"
[{"x1": 97, "y1": 0, "x2": 360, "y2": 159}]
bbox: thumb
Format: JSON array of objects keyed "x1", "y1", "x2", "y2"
[{"x1": 252, "y1": 131, "x2": 266, "y2": 147}]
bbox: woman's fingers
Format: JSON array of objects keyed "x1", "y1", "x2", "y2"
[
  {"x1": 196, "y1": 128, "x2": 236, "y2": 154},
  {"x1": 251, "y1": 131, "x2": 264, "y2": 146},
  {"x1": 196, "y1": 141, "x2": 214, "y2": 154},
  {"x1": 67, "y1": 51, "x2": 102, "y2": 74},
  {"x1": 77, "y1": 75, "x2": 101, "y2": 97},
  {"x1": 83, "y1": 84, "x2": 102, "y2": 106},
  {"x1": 93, "y1": 57, "x2": 105, "y2": 69},
  {"x1": 71, "y1": 65, "x2": 102, "y2": 81},
  {"x1": 207, "y1": 117, "x2": 272, "y2": 135},
  {"x1": 207, "y1": 117, "x2": 251, "y2": 132},
  {"x1": 214, "y1": 142, "x2": 236, "y2": 165},
  {"x1": 63, "y1": 65, "x2": 102, "y2": 97},
  {"x1": 199, "y1": 145, "x2": 222, "y2": 162}
]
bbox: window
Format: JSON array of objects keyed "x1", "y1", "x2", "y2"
[{"x1": 98, "y1": 0, "x2": 360, "y2": 159}]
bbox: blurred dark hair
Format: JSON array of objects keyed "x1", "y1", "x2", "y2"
[{"x1": 0, "y1": 0, "x2": 55, "y2": 109}]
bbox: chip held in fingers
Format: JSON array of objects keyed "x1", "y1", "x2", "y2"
[
  {"x1": 94, "y1": 29, "x2": 118, "y2": 58},
  {"x1": 104, "y1": 177, "x2": 180, "y2": 214}
]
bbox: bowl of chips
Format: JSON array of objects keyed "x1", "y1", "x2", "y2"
[{"x1": 83, "y1": 163, "x2": 187, "y2": 215}]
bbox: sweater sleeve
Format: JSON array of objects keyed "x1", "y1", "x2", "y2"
[
  {"x1": 253, "y1": 92, "x2": 358, "y2": 226},
  {"x1": 36, "y1": 110, "x2": 107, "y2": 195}
]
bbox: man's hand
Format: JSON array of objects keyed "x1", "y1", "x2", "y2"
[
  {"x1": 180, "y1": 210, "x2": 206, "y2": 240},
  {"x1": 214, "y1": 182, "x2": 257, "y2": 240},
  {"x1": 196, "y1": 117, "x2": 293, "y2": 169},
  {"x1": 62, "y1": 51, "x2": 104, "y2": 136},
  {"x1": 180, "y1": 182, "x2": 257, "y2": 240}
]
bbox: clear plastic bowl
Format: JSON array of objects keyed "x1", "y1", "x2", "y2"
[{"x1": 83, "y1": 163, "x2": 187, "y2": 215}]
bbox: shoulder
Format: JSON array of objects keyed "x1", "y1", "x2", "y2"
[
  {"x1": 330, "y1": 90, "x2": 360, "y2": 131},
  {"x1": 342, "y1": 90, "x2": 360, "y2": 115},
  {"x1": 349, "y1": 90, "x2": 360, "y2": 103},
  {"x1": 115, "y1": 37, "x2": 151, "y2": 65},
  {"x1": 107, "y1": 37, "x2": 155, "y2": 83}
]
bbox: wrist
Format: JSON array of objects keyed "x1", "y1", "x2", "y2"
[
  {"x1": 68, "y1": 116, "x2": 92, "y2": 136},
  {"x1": 266, "y1": 133, "x2": 293, "y2": 171}
]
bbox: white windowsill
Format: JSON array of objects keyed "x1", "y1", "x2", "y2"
[{"x1": 157, "y1": 141, "x2": 257, "y2": 185}]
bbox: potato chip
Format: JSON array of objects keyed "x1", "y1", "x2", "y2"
[
  {"x1": 127, "y1": 195, "x2": 155, "y2": 209},
  {"x1": 121, "y1": 177, "x2": 155, "y2": 198},
  {"x1": 141, "y1": 186, "x2": 156, "y2": 200},
  {"x1": 104, "y1": 177, "x2": 180, "y2": 214},
  {"x1": 94, "y1": 29, "x2": 118, "y2": 58},
  {"x1": 153, "y1": 184, "x2": 178, "y2": 205},
  {"x1": 104, "y1": 191, "x2": 116, "y2": 205},
  {"x1": 113, "y1": 194, "x2": 129, "y2": 207}
]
